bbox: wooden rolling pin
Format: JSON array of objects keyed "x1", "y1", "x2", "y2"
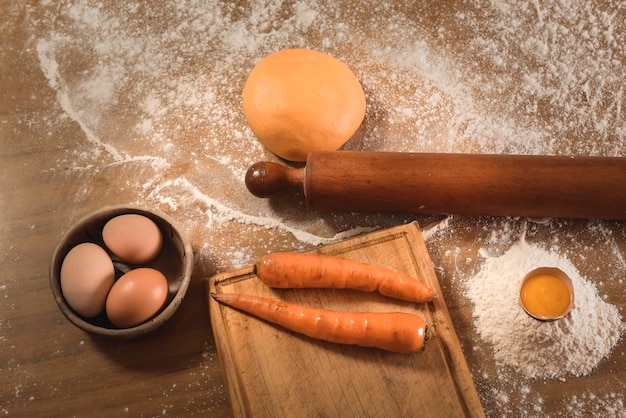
[{"x1": 245, "y1": 151, "x2": 626, "y2": 219}]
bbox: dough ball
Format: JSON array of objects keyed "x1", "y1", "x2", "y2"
[{"x1": 243, "y1": 49, "x2": 366, "y2": 162}]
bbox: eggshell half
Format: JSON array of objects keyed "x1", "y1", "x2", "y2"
[
  {"x1": 243, "y1": 48, "x2": 366, "y2": 162},
  {"x1": 60, "y1": 243, "x2": 115, "y2": 318},
  {"x1": 102, "y1": 214, "x2": 163, "y2": 264},
  {"x1": 105, "y1": 268, "x2": 169, "y2": 328}
]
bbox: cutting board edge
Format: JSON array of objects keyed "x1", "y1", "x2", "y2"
[
  {"x1": 207, "y1": 275, "x2": 253, "y2": 418},
  {"x1": 403, "y1": 223, "x2": 485, "y2": 418},
  {"x1": 206, "y1": 221, "x2": 485, "y2": 418}
]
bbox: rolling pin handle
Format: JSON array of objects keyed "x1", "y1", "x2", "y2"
[{"x1": 245, "y1": 161, "x2": 305, "y2": 198}]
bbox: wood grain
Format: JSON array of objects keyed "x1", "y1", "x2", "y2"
[
  {"x1": 208, "y1": 223, "x2": 485, "y2": 418},
  {"x1": 3, "y1": 1, "x2": 625, "y2": 417},
  {"x1": 247, "y1": 152, "x2": 626, "y2": 219}
]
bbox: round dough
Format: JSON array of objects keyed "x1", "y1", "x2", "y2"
[{"x1": 243, "y1": 49, "x2": 366, "y2": 162}]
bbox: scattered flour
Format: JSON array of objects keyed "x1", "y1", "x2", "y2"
[
  {"x1": 29, "y1": 0, "x2": 626, "y2": 259},
  {"x1": 466, "y1": 236, "x2": 624, "y2": 379},
  {"x1": 424, "y1": 216, "x2": 626, "y2": 416},
  {"x1": 10, "y1": 0, "x2": 626, "y2": 416}
]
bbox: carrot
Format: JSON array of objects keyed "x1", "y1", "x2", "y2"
[
  {"x1": 254, "y1": 252, "x2": 434, "y2": 303},
  {"x1": 212, "y1": 292, "x2": 428, "y2": 353}
]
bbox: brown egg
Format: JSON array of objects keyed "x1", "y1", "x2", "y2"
[
  {"x1": 102, "y1": 214, "x2": 163, "y2": 264},
  {"x1": 60, "y1": 243, "x2": 115, "y2": 318},
  {"x1": 242, "y1": 48, "x2": 366, "y2": 162},
  {"x1": 105, "y1": 268, "x2": 169, "y2": 328}
]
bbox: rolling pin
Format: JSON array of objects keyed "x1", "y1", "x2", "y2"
[{"x1": 244, "y1": 151, "x2": 626, "y2": 219}]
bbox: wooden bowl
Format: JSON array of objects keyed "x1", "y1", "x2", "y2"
[{"x1": 49, "y1": 205, "x2": 194, "y2": 337}]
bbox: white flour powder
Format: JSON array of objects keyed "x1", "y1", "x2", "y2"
[
  {"x1": 466, "y1": 236, "x2": 624, "y2": 379},
  {"x1": 9, "y1": 0, "x2": 625, "y2": 415},
  {"x1": 26, "y1": 0, "x2": 626, "y2": 276}
]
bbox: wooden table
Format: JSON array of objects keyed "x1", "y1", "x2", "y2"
[{"x1": 2, "y1": 1, "x2": 624, "y2": 417}]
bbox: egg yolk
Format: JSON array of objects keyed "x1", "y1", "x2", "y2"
[{"x1": 520, "y1": 274, "x2": 572, "y2": 319}]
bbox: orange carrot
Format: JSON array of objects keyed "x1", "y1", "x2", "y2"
[
  {"x1": 212, "y1": 292, "x2": 428, "y2": 353},
  {"x1": 254, "y1": 252, "x2": 434, "y2": 303}
]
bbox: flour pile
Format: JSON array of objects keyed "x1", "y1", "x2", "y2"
[{"x1": 466, "y1": 237, "x2": 624, "y2": 379}]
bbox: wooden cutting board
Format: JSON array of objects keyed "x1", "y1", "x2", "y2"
[{"x1": 206, "y1": 222, "x2": 484, "y2": 418}]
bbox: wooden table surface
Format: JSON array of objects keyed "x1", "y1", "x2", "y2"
[{"x1": 2, "y1": 1, "x2": 624, "y2": 417}]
